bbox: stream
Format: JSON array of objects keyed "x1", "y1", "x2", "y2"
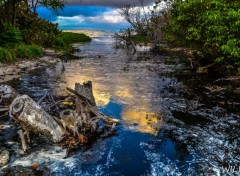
[{"x1": 1, "y1": 32, "x2": 240, "y2": 175}]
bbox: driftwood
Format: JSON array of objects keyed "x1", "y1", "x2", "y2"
[
  {"x1": 215, "y1": 76, "x2": 240, "y2": 83},
  {"x1": 9, "y1": 95, "x2": 66, "y2": 143},
  {"x1": 196, "y1": 63, "x2": 215, "y2": 73},
  {"x1": 3, "y1": 81, "x2": 119, "y2": 150},
  {"x1": 17, "y1": 130, "x2": 27, "y2": 153}
]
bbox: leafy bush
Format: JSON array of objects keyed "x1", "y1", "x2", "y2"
[
  {"x1": 17, "y1": 12, "x2": 60, "y2": 47},
  {"x1": 54, "y1": 36, "x2": 66, "y2": 47},
  {"x1": 15, "y1": 44, "x2": 44, "y2": 59},
  {"x1": 161, "y1": 0, "x2": 240, "y2": 70},
  {"x1": 0, "y1": 47, "x2": 16, "y2": 62},
  {"x1": 0, "y1": 23, "x2": 22, "y2": 46},
  {"x1": 131, "y1": 34, "x2": 149, "y2": 43},
  {"x1": 56, "y1": 32, "x2": 91, "y2": 45}
]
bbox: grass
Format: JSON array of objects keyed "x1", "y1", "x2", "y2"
[
  {"x1": 0, "y1": 47, "x2": 16, "y2": 62},
  {"x1": 53, "y1": 32, "x2": 91, "y2": 56},
  {"x1": 55, "y1": 32, "x2": 91, "y2": 46},
  {"x1": 15, "y1": 44, "x2": 44, "y2": 59},
  {"x1": 0, "y1": 44, "x2": 44, "y2": 63},
  {"x1": 0, "y1": 32, "x2": 91, "y2": 63}
]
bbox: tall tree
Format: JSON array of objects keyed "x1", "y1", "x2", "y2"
[{"x1": 28, "y1": 0, "x2": 64, "y2": 13}]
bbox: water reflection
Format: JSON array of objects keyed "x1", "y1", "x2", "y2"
[
  {"x1": 49, "y1": 37, "x2": 164, "y2": 135},
  {"x1": 122, "y1": 110, "x2": 161, "y2": 135},
  {"x1": 5, "y1": 34, "x2": 199, "y2": 175}
]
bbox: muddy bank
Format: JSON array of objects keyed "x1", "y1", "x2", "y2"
[{"x1": 0, "y1": 49, "x2": 61, "y2": 83}]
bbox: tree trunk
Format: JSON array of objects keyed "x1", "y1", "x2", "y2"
[{"x1": 9, "y1": 95, "x2": 66, "y2": 143}]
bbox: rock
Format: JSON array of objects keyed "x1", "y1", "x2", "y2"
[
  {"x1": 0, "y1": 150, "x2": 9, "y2": 167},
  {"x1": 0, "y1": 85, "x2": 19, "y2": 106}
]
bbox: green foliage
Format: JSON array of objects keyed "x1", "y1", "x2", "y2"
[
  {"x1": 54, "y1": 37, "x2": 66, "y2": 47},
  {"x1": 0, "y1": 44, "x2": 43, "y2": 63},
  {"x1": 161, "y1": 0, "x2": 240, "y2": 70},
  {"x1": 0, "y1": 0, "x2": 92, "y2": 64},
  {"x1": 15, "y1": 44, "x2": 44, "y2": 59},
  {"x1": 52, "y1": 32, "x2": 91, "y2": 55},
  {"x1": 0, "y1": 23, "x2": 22, "y2": 46},
  {"x1": 29, "y1": 0, "x2": 64, "y2": 13},
  {"x1": 131, "y1": 34, "x2": 149, "y2": 43},
  {"x1": 0, "y1": 47, "x2": 16, "y2": 62},
  {"x1": 17, "y1": 12, "x2": 60, "y2": 47},
  {"x1": 56, "y1": 32, "x2": 91, "y2": 45}
]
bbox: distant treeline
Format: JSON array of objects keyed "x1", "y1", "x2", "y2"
[{"x1": 0, "y1": 0, "x2": 90, "y2": 62}]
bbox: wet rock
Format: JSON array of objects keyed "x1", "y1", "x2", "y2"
[
  {"x1": 0, "y1": 85, "x2": 19, "y2": 106},
  {"x1": 0, "y1": 150, "x2": 9, "y2": 167},
  {"x1": 1, "y1": 165, "x2": 51, "y2": 176}
]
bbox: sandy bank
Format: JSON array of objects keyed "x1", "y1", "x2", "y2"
[{"x1": 0, "y1": 49, "x2": 61, "y2": 83}]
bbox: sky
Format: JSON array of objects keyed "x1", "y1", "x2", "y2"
[{"x1": 37, "y1": 0, "x2": 155, "y2": 31}]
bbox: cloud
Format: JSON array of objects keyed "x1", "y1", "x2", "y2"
[
  {"x1": 53, "y1": 9, "x2": 129, "y2": 31},
  {"x1": 65, "y1": 0, "x2": 155, "y2": 7},
  {"x1": 87, "y1": 9, "x2": 125, "y2": 24},
  {"x1": 37, "y1": 0, "x2": 155, "y2": 31}
]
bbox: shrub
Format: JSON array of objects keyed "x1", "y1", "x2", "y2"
[
  {"x1": 131, "y1": 34, "x2": 149, "y2": 43},
  {"x1": 15, "y1": 44, "x2": 44, "y2": 59},
  {"x1": 55, "y1": 37, "x2": 66, "y2": 47},
  {"x1": 0, "y1": 23, "x2": 22, "y2": 46},
  {"x1": 161, "y1": 0, "x2": 240, "y2": 70},
  {"x1": 57, "y1": 32, "x2": 91, "y2": 45},
  {"x1": 17, "y1": 12, "x2": 60, "y2": 47},
  {"x1": 28, "y1": 45, "x2": 44, "y2": 57},
  {"x1": 0, "y1": 47, "x2": 16, "y2": 62}
]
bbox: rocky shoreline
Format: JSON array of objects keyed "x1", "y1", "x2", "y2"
[{"x1": 0, "y1": 49, "x2": 61, "y2": 83}]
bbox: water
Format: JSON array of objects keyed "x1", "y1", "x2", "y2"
[{"x1": 1, "y1": 32, "x2": 240, "y2": 175}]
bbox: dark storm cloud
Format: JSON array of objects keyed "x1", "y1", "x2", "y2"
[{"x1": 65, "y1": 0, "x2": 155, "y2": 7}]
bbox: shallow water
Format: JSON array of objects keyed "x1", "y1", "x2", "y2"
[{"x1": 1, "y1": 33, "x2": 240, "y2": 175}]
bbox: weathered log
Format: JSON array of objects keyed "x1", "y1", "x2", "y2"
[
  {"x1": 9, "y1": 95, "x2": 66, "y2": 143},
  {"x1": 0, "y1": 84, "x2": 19, "y2": 106},
  {"x1": 3, "y1": 82, "x2": 119, "y2": 149}
]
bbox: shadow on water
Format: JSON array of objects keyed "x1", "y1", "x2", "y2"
[{"x1": 1, "y1": 33, "x2": 240, "y2": 175}]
